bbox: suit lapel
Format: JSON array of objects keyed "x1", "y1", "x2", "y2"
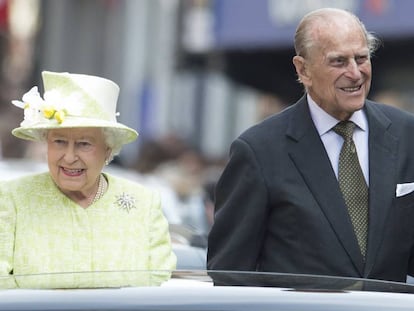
[
  {"x1": 286, "y1": 97, "x2": 365, "y2": 275},
  {"x1": 363, "y1": 102, "x2": 398, "y2": 276}
]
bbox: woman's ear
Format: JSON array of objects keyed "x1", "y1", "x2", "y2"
[{"x1": 292, "y1": 55, "x2": 311, "y2": 86}]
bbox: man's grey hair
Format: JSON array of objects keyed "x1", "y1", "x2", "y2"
[{"x1": 294, "y1": 8, "x2": 382, "y2": 59}]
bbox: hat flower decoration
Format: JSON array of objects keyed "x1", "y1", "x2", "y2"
[
  {"x1": 11, "y1": 71, "x2": 138, "y2": 146},
  {"x1": 12, "y1": 86, "x2": 83, "y2": 126}
]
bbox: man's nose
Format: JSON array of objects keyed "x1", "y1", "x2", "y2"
[{"x1": 345, "y1": 60, "x2": 362, "y2": 80}]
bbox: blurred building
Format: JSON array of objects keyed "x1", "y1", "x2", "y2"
[
  {"x1": 2, "y1": 0, "x2": 414, "y2": 164},
  {"x1": 198, "y1": 0, "x2": 414, "y2": 110},
  {"x1": 177, "y1": 0, "x2": 414, "y2": 156}
]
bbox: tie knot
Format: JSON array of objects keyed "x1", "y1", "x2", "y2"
[{"x1": 333, "y1": 121, "x2": 355, "y2": 141}]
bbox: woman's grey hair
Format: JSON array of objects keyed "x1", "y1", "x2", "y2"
[
  {"x1": 294, "y1": 8, "x2": 382, "y2": 59},
  {"x1": 102, "y1": 127, "x2": 122, "y2": 162}
]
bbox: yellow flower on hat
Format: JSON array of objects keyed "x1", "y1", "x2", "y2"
[
  {"x1": 54, "y1": 109, "x2": 66, "y2": 124},
  {"x1": 42, "y1": 105, "x2": 67, "y2": 124},
  {"x1": 43, "y1": 106, "x2": 56, "y2": 119}
]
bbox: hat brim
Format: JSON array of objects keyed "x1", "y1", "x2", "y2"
[{"x1": 12, "y1": 117, "x2": 138, "y2": 146}]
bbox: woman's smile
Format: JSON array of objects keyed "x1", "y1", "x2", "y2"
[{"x1": 61, "y1": 167, "x2": 85, "y2": 177}]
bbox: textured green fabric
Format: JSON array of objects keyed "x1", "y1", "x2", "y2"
[
  {"x1": 0, "y1": 172, "x2": 176, "y2": 289},
  {"x1": 42, "y1": 71, "x2": 111, "y2": 121},
  {"x1": 333, "y1": 121, "x2": 369, "y2": 257}
]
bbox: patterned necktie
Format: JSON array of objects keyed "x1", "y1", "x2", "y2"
[{"x1": 333, "y1": 121, "x2": 369, "y2": 257}]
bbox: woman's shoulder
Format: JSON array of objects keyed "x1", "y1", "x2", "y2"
[
  {"x1": 0, "y1": 172, "x2": 51, "y2": 189},
  {"x1": 0, "y1": 172, "x2": 54, "y2": 201},
  {"x1": 103, "y1": 173, "x2": 160, "y2": 211},
  {"x1": 104, "y1": 173, "x2": 155, "y2": 195}
]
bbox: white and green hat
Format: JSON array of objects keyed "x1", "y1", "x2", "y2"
[{"x1": 11, "y1": 71, "x2": 138, "y2": 145}]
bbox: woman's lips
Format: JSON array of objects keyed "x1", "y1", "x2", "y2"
[{"x1": 61, "y1": 167, "x2": 84, "y2": 176}]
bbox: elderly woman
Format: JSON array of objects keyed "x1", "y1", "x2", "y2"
[{"x1": 0, "y1": 71, "x2": 176, "y2": 289}]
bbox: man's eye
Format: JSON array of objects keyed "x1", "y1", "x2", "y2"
[
  {"x1": 331, "y1": 58, "x2": 345, "y2": 66},
  {"x1": 356, "y1": 55, "x2": 369, "y2": 64}
]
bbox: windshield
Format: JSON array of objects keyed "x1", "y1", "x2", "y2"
[{"x1": 2, "y1": 270, "x2": 414, "y2": 294}]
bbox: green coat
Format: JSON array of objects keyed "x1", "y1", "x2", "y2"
[{"x1": 0, "y1": 172, "x2": 176, "y2": 288}]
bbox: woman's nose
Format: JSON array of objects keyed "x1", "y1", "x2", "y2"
[{"x1": 63, "y1": 145, "x2": 78, "y2": 162}]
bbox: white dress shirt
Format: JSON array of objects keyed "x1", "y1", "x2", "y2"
[{"x1": 307, "y1": 94, "x2": 369, "y2": 185}]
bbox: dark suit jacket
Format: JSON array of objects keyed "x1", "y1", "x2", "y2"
[{"x1": 207, "y1": 95, "x2": 414, "y2": 283}]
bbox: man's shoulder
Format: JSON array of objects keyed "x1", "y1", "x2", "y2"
[
  {"x1": 366, "y1": 99, "x2": 414, "y2": 119},
  {"x1": 365, "y1": 100, "x2": 414, "y2": 130},
  {"x1": 239, "y1": 101, "x2": 299, "y2": 141}
]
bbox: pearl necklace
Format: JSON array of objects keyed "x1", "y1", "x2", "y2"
[{"x1": 91, "y1": 174, "x2": 107, "y2": 205}]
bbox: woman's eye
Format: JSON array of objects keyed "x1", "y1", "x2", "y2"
[{"x1": 77, "y1": 141, "x2": 93, "y2": 150}]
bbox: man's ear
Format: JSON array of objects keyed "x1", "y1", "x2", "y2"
[{"x1": 292, "y1": 55, "x2": 311, "y2": 86}]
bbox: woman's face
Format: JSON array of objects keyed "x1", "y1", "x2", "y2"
[{"x1": 47, "y1": 127, "x2": 110, "y2": 198}]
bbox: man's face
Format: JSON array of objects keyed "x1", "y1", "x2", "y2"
[{"x1": 294, "y1": 21, "x2": 372, "y2": 120}]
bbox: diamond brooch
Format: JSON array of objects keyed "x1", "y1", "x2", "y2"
[{"x1": 115, "y1": 193, "x2": 137, "y2": 212}]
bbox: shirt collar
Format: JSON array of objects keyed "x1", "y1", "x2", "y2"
[{"x1": 307, "y1": 94, "x2": 368, "y2": 136}]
